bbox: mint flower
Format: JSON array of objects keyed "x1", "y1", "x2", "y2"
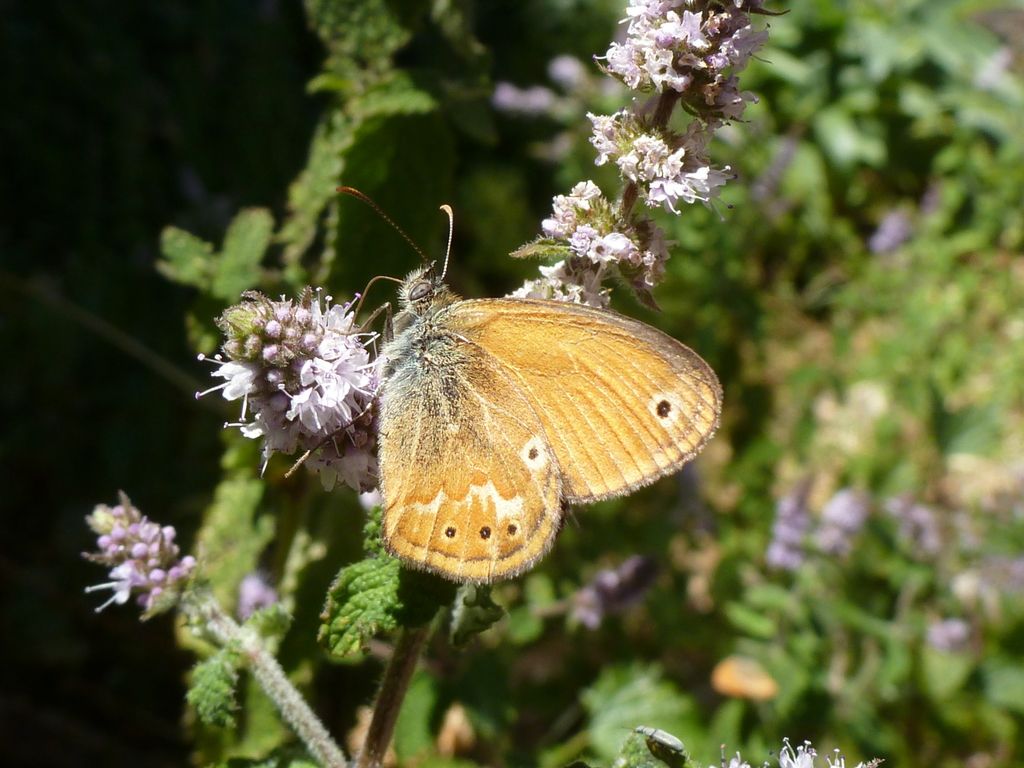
[
  {"x1": 723, "y1": 740, "x2": 877, "y2": 768},
  {"x1": 237, "y1": 572, "x2": 279, "y2": 621},
  {"x1": 84, "y1": 492, "x2": 196, "y2": 613},
  {"x1": 815, "y1": 488, "x2": 870, "y2": 557},
  {"x1": 516, "y1": 2, "x2": 765, "y2": 306},
  {"x1": 766, "y1": 485, "x2": 811, "y2": 571},
  {"x1": 200, "y1": 288, "x2": 379, "y2": 491},
  {"x1": 779, "y1": 740, "x2": 817, "y2": 768},
  {"x1": 603, "y1": 0, "x2": 766, "y2": 113}
]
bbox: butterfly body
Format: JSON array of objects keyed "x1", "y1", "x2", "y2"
[{"x1": 377, "y1": 268, "x2": 721, "y2": 584}]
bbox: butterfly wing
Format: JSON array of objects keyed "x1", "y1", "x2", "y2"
[
  {"x1": 378, "y1": 331, "x2": 562, "y2": 583},
  {"x1": 446, "y1": 298, "x2": 722, "y2": 503}
]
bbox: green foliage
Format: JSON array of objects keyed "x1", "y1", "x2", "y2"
[
  {"x1": 213, "y1": 748, "x2": 319, "y2": 768},
  {"x1": 583, "y1": 665, "x2": 698, "y2": 763},
  {"x1": 319, "y1": 554, "x2": 404, "y2": 657},
  {"x1": 449, "y1": 585, "x2": 506, "y2": 646},
  {"x1": 158, "y1": 208, "x2": 273, "y2": 300},
  {"x1": 319, "y1": 511, "x2": 457, "y2": 657},
  {"x1": 188, "y1": 648, "x2": 243, "y2": 728}
]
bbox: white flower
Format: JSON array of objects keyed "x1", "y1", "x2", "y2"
[
  {"x1": 589, "y1": 232, "x2": 637, "y2": 263},
  {"x1": 212, "y1": 360, "x2": 258, "y2": 402},
  {"x1": 779, "y1": 739, "x2": 817, "y2": 768}
]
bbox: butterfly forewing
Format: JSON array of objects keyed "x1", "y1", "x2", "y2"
[
  {"x1": 448, "y1": 298, "x2": 722, "y2": 503},
  {"x1": 378, "y1": 336, "x2": 563, "y2": 582}
]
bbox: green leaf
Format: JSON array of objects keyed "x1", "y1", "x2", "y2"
[
  {"x1": 921, "y1": 646, "x2": 974, "y2": 702},
  {"x1": 583, "y1": 664, "x2": 697, "y2": 763},
  {"x1": 279, "y1": 113, "x2": 351, "y2": 275},
  {"x1": 632, "y1": 727, "x2": 689, "y2": 768},
  {"x1": 449, "y1": 584, "x2": 505, "y2": 646},
  {"x1": 214, "y1": 747, "x2": 319, "y2": 768},
  {"x1": 982, "y1": 656, "x2": 1024, "y2": 715},
  {"x1": 318, "y1": 515, "x2": 455, "y2": 658},
  {"x1": 193, "y1": 464, "x2": 273, "y2": 610},
  {"x1": 158, "y1": 226, "x2": 214, "y2": 287},
  {"x1": 350, "y1": 72, "x2": 438, "y2": 120},
  {"x1": 319, "y1": 555, "x2": 402, "y2": 658},
  {"x1": 187, "y1": 648, "x2": 242, "y2": 728},
  {"x1": 393, "y1": 671, "x2": 440, "y2": 761},
  {"x1": 722, "y1": 601, "x2": 777, "y2": 640},
  {"x1": 510, "y1": 238, "x2": 572, "y2": 261},
  {"x1": 211, "y1": 208, "x2": 274, "y2": 301}
]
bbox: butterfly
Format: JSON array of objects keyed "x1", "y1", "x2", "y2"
[{"x1": 375, "y1": 263, "x2": 722, "y2": 584}]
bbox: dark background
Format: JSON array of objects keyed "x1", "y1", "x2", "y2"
[{"x1": 2, "y1": 3, "x2": 322, "y2": 764}]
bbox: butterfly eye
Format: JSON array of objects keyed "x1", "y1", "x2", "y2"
[{"x1": 408, "y1": 280, "x2": 432, "y2": 302}]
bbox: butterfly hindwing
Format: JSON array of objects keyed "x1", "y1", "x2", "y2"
[{"x1": 378, "y1": 333, "x2": 562, "y2": 582}]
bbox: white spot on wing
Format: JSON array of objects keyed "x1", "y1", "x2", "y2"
[{"x1": 520, "y1": 436, "x2": 548, "y2": 472}]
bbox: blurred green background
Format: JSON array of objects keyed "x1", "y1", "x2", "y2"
[{"x1": 3, "y1": 1, "x2": 1024, "y2": 766}]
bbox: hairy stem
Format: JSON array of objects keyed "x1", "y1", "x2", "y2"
[
  {"x1": 357, "y1": 624, "x2": 432, "y2": 768},
  {"x1": 192, "y1": 594, "x2": 347, "y2": 768}
]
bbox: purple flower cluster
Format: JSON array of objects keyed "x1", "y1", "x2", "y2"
[
  {"x1": 884, "y1": 495, "x2": 942, "y2": 557},
  {"x1": 926, "y1": 618, "x2": 971, "y2": 653},
  {"x1": 200, "y1": 288, "x2": 380, "y2": 491},
  {"x1": 515, "y1": 1, "x2": 767, "y2": 306},
  {"x1": 84, "y1": 493, "x2": 196, "y2": 613},
  {"x1": 590, "y1": 112, "x2": 731, "y2": 212},
  {"x1": 766, "y1": 485, "x2": 811, "y2": 571},
  {"x1": 815, "y1": 489, "x2": 870, "y2": 557},
  {"x1": 237, "y1": 572, "x2": 280, "y2": 621},
  {"x1": 514, "y1": 181, "x2": 669, "y2": 306},
  {"x1": 603, "y1": 0, "x2": 766, "y2": 117},
  {"x1": 571, "y1": 554, "x2": 659, "y2": 629}
]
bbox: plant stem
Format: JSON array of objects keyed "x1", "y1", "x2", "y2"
[
  {"x1": 192, "y1": 593, "x2": 348, "y2": 768},
  {"x1": 357, "y1": 624, "x2": 432, "y2": 768}
]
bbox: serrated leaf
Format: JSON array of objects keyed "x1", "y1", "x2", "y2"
[
  {"x1": 280, "y1": 113, "x2": 351, "y2": 273},
  {"x1": 510, "y1": 238, "x2": 572, "y2": 261},
  {"x1": 158, "y1": 226, "x2": 214, "y2": 287},
  {"x1": 449, "y1": 584, "x2": 505, "y2": 646},
  {"x1": 187, "y1": 648, "x2": 242, "y2": 728},
  {"x1": 583, "y1": 665, "x2": 697, "y2": 763},
  {"x1": 305, "y1": 0, "x2": 412, "y2": 78},
  {"x1": 319, "y1": 555, "x2": 402, "y2": 658},
  {"x1": 350, "y1": 72, "x2": 438, "y2": 120},
  {"x1": 210, "y1": 208, "x2": 273, "y2": 301},
  {"x1": 319, "y1": 546, "x2": 455, "y2": 658}
]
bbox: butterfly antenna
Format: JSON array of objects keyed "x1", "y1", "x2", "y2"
[
  {"x1": 352, "y1": 273, "x2": 404, "y2": 320},
  {"x1": 337, "y1": 186, "x2": 430, "y2": 267},
  {"x1": 439, "y1": 204, "x2": 454, "y2": 280}
]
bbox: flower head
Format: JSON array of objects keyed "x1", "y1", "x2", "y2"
[
  {"x1": 766, "y1": 483, "x2": 811, "y2": 571},
  {"x1": 237, "y1": 572, "x2": 280, "y2": 621},
  {"x1": 815, "y1": 489, "x2": 870, "y2": 557},
  {"x1": 84, "y1": 492, "x2": 196, "y2": 614},
  {"x1": 200, "y1": 288, "x2": 380, "y2": 491}
]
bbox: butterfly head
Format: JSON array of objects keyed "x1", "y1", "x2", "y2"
[{"x1": 397, "y1": 266, "x2": 459, "y2": 318}]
